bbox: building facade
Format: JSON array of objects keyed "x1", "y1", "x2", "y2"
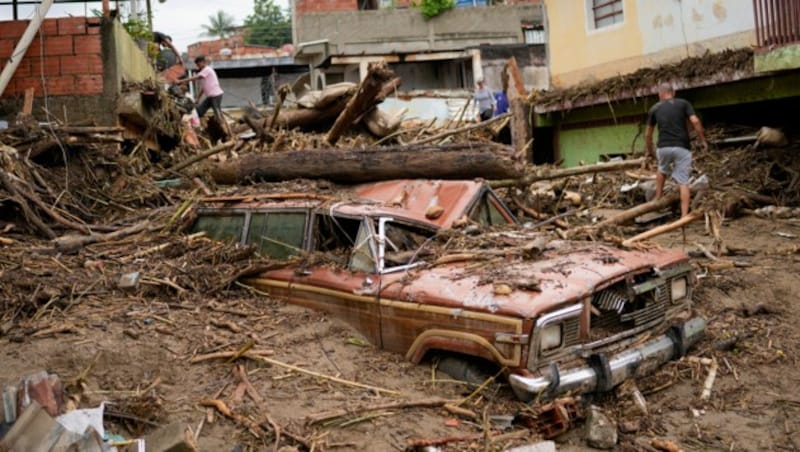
[{"x1": 533, "y1": 0, "x2": 800, "y2": 166}]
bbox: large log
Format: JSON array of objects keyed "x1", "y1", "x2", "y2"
[
  {"x1": 211, "y1": 143, "x2": 522, "y2": 185},
  {"x1": 325, "y1": 62, "x2": 396, "y2": 145},
  {"x1": 490, "y1": 157, "x2": 646, "y2": 187}
]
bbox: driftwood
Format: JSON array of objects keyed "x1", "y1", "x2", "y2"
[
  {"x1": 274, "y1": 94, "x2": 352, "y2": 130},
  {"x1": 0, "y1": 168, "x2": 56, "y2": 238},
  {"x1": 168, "y1": 140, "x2": 236, "y2": 173},
  {"x1": 54, "y1": 220, "x2": 151, "y2": 253},
  {"x1": 622, "y1": 211, "x2": 703, "y2": 246},
  {"x1": 268, "y1": 84, "x2": 291, "y2": 130},
  {"x1": 211, "y1": 142, "x2": 522, "y2": 185},
  {"x1": 189, "y1": 350, "x2": 276, "y2": 364},
  {"x1": 491, "y1": 157, "x2": 646, "y2": 188},
  {"x1": 306, "y1": 398, "x2": 452, "y2": 425},
  {"x1": 325, "y1": 62, "x2": 396, "y2": 145}
]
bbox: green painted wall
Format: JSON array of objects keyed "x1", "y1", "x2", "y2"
[
  {"x1": 755, "y1": 44, "x2": 800, "y2": 73},
  {"x1": 110, "y1": 19, "x2": 155, "y2": 86},
  {"x1": 558, "y1": 122, "x2": 640, "y2": 167},
  {"x1": 543, "y1": 71, "x2": 800, "y2": 167}
]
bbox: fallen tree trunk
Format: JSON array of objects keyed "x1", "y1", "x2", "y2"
[
  {"x1": 325, "y1": 62, "x2": 396, "y2": 145},
  {"x1": 490, "y1": 157, "x2": 646, "y2": 187},
  {"x1": 593, "y1": 193, "x2": 680, "y2": 229},
  {"x1": 273, "y1": 95, "x2": 352, "y2": 130},
  {"x1": 211, "y1": 143, "x2": 522, "y2": 184}
]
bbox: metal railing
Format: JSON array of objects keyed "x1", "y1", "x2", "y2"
[{"x1": 753, "y1": 0, "x2": 800, "y2": 48}]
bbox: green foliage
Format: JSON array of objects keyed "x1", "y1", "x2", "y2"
[
  {"x1": 243, "y1": 0, "x2": 292, "y2": 47},
  {"x1": 123, "y1": 17, "x2": 152, "y2": 42},
  {"x1": 419, "y1": 0, "x2": 454, "y2": 19},
  {"x1": 202, "y1": 10, "x2": 237, "y2": 38}
]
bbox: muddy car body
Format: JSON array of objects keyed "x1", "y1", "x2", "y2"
[{"x1": 193, "y1": 180, "x2": 705, "y2": 401}]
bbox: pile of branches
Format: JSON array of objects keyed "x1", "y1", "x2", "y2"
[{"x1": 530, "y1": 48, "x2": 754, "y2": 111}]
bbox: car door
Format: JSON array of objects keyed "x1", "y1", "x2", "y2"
[{"x1": 289, "y1": 213, "x2": 383, "y2": 346}]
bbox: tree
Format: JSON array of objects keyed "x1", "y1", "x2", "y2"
[
  {"x1": 243, "y1": 0, "x2": 292, "y2": 47},
  {"x1": 202, "y1": 10, "x2": 237, "y2": 38}
]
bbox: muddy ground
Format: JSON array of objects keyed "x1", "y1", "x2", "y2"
[{"x1": 1, "y1": 213, "x2": 798, "y2": 451}]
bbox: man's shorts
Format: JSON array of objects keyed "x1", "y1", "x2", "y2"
[{"x1": 656, "y1": 146, "x2": 692, "y2": 185}]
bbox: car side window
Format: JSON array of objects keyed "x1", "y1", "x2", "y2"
[
  {"x1": 192, "y1": 213, "x2": 246, "y2": 244},
  {"x1": 469, "y1": 192, "x2": 512, "y2": 226},
  {"x1": 310, "y1": 214, "x2": 376, "y2": 272},
  {"x1": 248, "y1": 212, "x2": 307, "y2": 260},
  {"x1": 382, "y1": 221, "x2": 431, "y2": 269}
]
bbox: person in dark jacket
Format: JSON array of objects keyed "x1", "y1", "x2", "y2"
[{"x1": 645, "y1": 83, "x2": 709, "y2": 218}]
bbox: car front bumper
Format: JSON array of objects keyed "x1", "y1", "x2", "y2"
[{"x1": 509, "y1": 317, "x2": 706, "y2": 402}]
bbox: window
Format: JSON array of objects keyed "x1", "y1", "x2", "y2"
[
  {"x1": 248, "y1": 212, "x2": 307, "y2": 260},
  {"x1": 311, "y1": 214, "x2": 376, "y2": 273},
  {"x1": 469, "y1": 193, "x2": 515, "y2": 227},
  {"x1": 381, "y1": 221, "x2": 432, "y2": 269},
  {"x1": 523, "y1": 26, "x2": 546, "y2": 45},
  {"x1": 588, "y1": 0, "x2": 623, "y2": 30},
  {"x1": 193, "y1": 213, "x2": 246, "y2": 244}
]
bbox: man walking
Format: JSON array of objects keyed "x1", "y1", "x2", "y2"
[
  {"x1": 473, "y1": 79, "x2": 495, "y2": 122},
  {"x1": 179, "y1": 56, "x2": 224, "y2": 121},
  {"x1": 645, "y1": 83, "x2": 708, "y2": 218}
]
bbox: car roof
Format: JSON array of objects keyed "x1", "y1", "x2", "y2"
[{"x1": 199, "y1": 179, "x2": 487, "y2": 229}]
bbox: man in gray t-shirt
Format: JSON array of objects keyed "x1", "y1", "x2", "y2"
[
  {"x1": 645, "y1": 83, "x2": 708, "y2": 218},
  {"x1": 473, "y1": 79, "x2": 496, "y2": 122}
]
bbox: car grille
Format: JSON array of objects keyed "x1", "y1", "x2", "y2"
[
  {"x1": 562, "y1": 317, "x2": 581, "y2": 347},
  {"x1": 590, "y1": 281, "x2": 670, "y2": 339}
]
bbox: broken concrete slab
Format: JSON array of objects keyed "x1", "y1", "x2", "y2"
[
  {"x1": 0, "y1": 401, "x2": 65, "y2": 451},
  {"x1": 585, "y1": 405, "x2": 617, "y2": 450}
]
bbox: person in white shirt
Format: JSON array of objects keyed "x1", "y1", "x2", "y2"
[{"x1": 179, "y1": 56, "x2": 224, "y2": 120}]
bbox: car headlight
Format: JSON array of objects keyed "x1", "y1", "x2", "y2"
[
  {"x1": 540, "y1": 323, "x2": 562, "y2": 352},
  {"x1": 671, "y1": 277, "x2": 687, "y2": 301}
]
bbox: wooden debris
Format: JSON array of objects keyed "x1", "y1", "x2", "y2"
[
  {"x1": 53, "y1": 220, "x2": 151, "y2": 253},
  {"x1": 307, "y1": 398, "x2": 452, "y2": 425},
  {"x1": 189, "y1": 350, "x2": 274, "y2": 364},
  {"x1": 622, "y1": 211, "x2": 703, "y2": 246},
  {"x1": 325, "y1": 62, "x2": 396, "y2": 145},
  {"x1": 211, "y1": 142, "x2": 521, "y2": 185},
  {"x1": 491, "y1": 157, "x2": 646, "y2": 188}
]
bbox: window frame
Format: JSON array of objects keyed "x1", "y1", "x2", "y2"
[
  {"x1": 586, "y1": 0, "x2": 624, "y2": 32},
  {"x1": 310, "y1": 211, "x2": 380, "y2": 274},
  {"x1": 466, "y1": 189, "x2": 519, "y2": 227},
  {"x1": 193, "y1": 208, "x2": 252, "y2": 245},
  {"x1": 246, "y1": 208, "x2": 311, "y2": 259},
  {"x1": 375, "y1": 217, "x2": 435, "y2": 274}
]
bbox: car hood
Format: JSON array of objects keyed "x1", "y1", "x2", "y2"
[{"x1": 379, "y1": 240, "x2": 689, "y2": 319}]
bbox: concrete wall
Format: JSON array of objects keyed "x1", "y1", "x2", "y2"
[
  {"x1": 105, "y1": 19, "x2": 155, "y2": 94},
  {"x1": 479, "y1": 44, "x2": 548, "y2": 92},
  {"x1": 296, "y1": 5, "x2": 543, "y2": 54},
  {"x1": 545, "y1": 0, "x2": 756, "y2": 88}
]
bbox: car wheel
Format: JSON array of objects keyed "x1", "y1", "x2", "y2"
[{"x1": 434, "y1": 353, "x2": 499, "y2": 387}]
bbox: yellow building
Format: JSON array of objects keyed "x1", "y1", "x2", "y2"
[
  {"x1": 532, "y1": 0, "x2": 800, "y2": 167},
  {"x1": 544, "y1": 0, "x2": 755, "y2": 88}
]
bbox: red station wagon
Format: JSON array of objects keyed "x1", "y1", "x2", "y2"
[{"x1": 192, "y1": 179, "x2": 705, "y2": 401}]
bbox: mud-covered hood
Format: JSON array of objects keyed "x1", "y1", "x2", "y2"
[{"x1": 379, "y1": 241, "x2": 689, "y2": 319}]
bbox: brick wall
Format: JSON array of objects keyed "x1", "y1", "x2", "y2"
[
  {"x1": 296, "y1": 0, "x2": 358, "y2": 14},
  {"x1": 0, "y1": 16, "x2": 104, "y2": 98},
  {"x1": 187, "y1": 32, "x2": 293, "y2": 62}
]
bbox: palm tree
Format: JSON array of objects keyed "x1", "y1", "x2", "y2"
[{"x1": 202, "y1": 10, "x2": 236, "y2": 38}]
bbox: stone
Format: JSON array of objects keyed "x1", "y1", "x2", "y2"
[
  {"x1": 143, "y1": 422, "x2": 198, "y2": 452},
  {"x1": 585, "y1": 405, "x2": 617, "y2": 450},
  {"x1": 118, "y1": 271, "x2": 141, "y2": 290},
  {"x1": 505, "y1": 440, "x2": 558, "y2": 452}
]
